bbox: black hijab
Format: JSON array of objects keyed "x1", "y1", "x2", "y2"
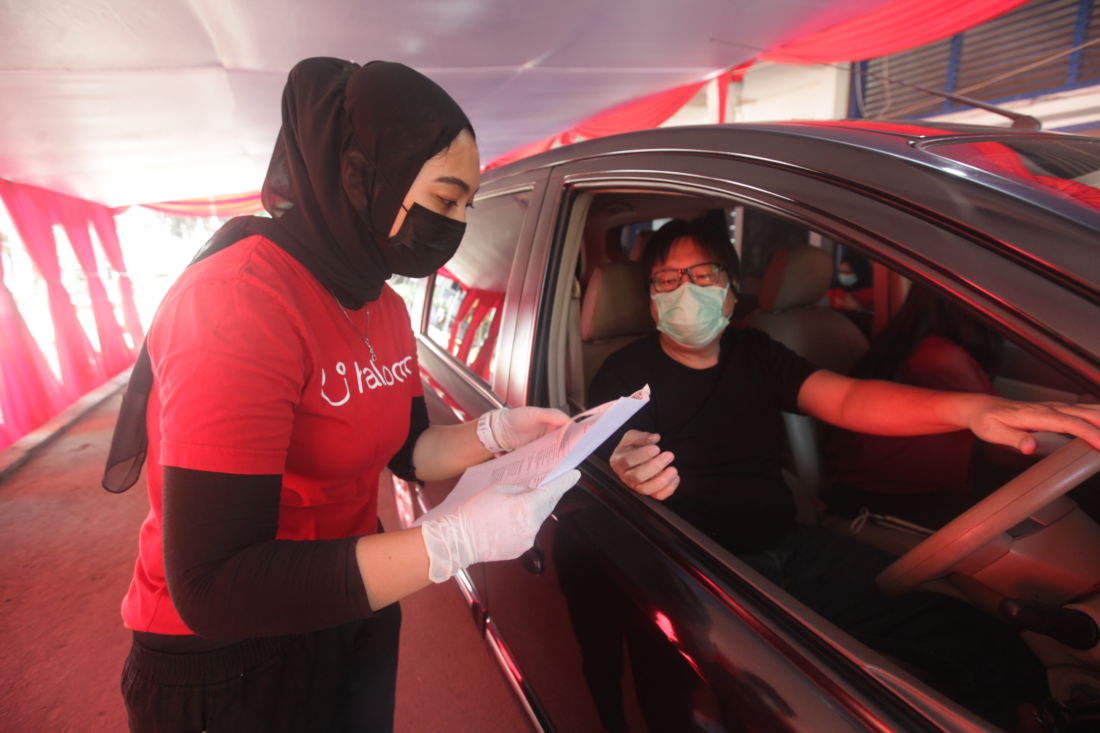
[
  {"x1": 259, "y1": 57, "x2": 472, "y2": 307},
  {"x1": 102, "y1": 57, "x2": 472, "y2": 492}
]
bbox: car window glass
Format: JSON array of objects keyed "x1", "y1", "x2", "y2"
[
  {"x1": 923, "y1": 137, "x2": 1100, "y2": 212},
  {"x1": 425, "y1": 190, "x2": 531, "y2": 385},
  {"x1": 389, "y1": 275, "x2": 427, "y2": 325}
]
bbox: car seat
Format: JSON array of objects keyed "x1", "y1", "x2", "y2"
[
  {"x1": 748, "y1": 245, "x2": 869, "y2": 521},
  {"x1": 565, "y1": 261, "x2": 654, "y2": 409}
]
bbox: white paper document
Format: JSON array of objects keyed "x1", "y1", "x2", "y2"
[{"x1": 415, "y1": 385, "x2": 650, "y2": 524}]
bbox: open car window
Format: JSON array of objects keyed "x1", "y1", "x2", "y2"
[{"x1": 546, "y1": 182, "x2": 1100, "y2": 730}]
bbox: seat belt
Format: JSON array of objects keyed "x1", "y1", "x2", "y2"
[{"x1": 565, "y1": 277, "x2": 585, "y2": 413}]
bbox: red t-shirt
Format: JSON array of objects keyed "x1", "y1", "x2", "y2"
[{"x1": 122, "y1": 235, "x2": 421, "y2": 634}]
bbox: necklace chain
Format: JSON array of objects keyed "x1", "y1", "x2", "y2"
[{"x1": 331, "y1": 295, "x2": 377, "y2": 363}]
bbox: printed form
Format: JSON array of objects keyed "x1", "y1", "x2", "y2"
[{"x1": 416, "y1": 385, "x2": 650, "y2": 524}]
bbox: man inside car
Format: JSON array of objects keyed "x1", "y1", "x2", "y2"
[{"x1": 589, "y1": 215, "x2": 1100, "y2": 726}]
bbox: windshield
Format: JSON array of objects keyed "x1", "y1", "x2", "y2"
[{"x1": 923, "y1": 137, "x2": 1100, "y2": 211}]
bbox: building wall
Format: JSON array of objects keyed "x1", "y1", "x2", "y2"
[
  {"x1": 659, "y1": 63, "x2": 852, "y2": 129},
  {"x1": 733, "y1": 63, "x2": 851, "y2": 122}
]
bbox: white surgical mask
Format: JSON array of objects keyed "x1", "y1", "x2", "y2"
[
  {"x1": 652, "y1": 283, "x2": 731, "y2": 348},
  {"x1": 837, "y1": 272, "x2": 858, "y2": 288}
]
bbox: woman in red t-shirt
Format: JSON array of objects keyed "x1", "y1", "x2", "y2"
[{"x1": 108, "y1": 58, "x2": 577, "y2": 732}]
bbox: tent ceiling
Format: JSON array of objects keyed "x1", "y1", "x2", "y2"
[{"x1": 0, "y1": 0, "x2": 895, "y2": 207}]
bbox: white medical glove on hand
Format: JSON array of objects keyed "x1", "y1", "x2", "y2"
[
  {"x1": 419, "y1": 470, "x2": 581, "y2": 583},
  {"x1": 478, "y1": 406, "x2": 572, "y2": 454}
]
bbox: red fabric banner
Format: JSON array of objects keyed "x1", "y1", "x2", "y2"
[
  {"x1": 761, "y1": 0, "x2": 1029, "y2": 64},
  {"x1": 89, "y1": 203, "x2": 144, "y2": 347},
  {"x1": 0, "y1": 179, "x2": 141, "y2": 450},
  {"x1": 54, "y1": 196, "x2": 133, "y2": 376},
  {"x1": 0, "y1": 223, "x2": 64, "y2": 451},
  {"x1": 142, "y1": 192, "x2": 264, "y2": 218},
  {"x1": 0, "y1": 180, "x2": 104, "y2": 398},
  {"x1": 486, "y1": 76, "x2": 713, "y2": 170}
]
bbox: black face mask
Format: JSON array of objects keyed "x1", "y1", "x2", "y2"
[{"x1": 379, "y1": 203, "x2": 465, "y2": 277}]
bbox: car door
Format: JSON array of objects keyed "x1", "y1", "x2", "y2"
[
  {"x1": 391, "y1": 169, "x2": 549, "y2": 622},
  {"x1": 473, "y1": 141, "x2": 1100, "y2": 732}
]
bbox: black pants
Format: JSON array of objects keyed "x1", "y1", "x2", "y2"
[{"x1": 121, "y1": 603, "x2": 401, "y2": 733}]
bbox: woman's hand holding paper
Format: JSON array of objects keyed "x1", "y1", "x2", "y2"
[{"x1": 419, "y1": 470, "x2": 581, "y2": 582}]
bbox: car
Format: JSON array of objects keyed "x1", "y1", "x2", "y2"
[{"x1": 387, "y1": 120, "x2": 1100, "y2": 732}]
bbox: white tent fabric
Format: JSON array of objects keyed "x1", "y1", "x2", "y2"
[{"x1": 0, "y1": 0, "x2": 894, "y2": 207}]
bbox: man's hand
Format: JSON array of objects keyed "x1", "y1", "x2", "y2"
[
  {"x1": 608, "y1": 430, "x2": 679, "y2": 500},
  {"x1": 964, "y1": 398, "x2": 1100, "y2": 455}
]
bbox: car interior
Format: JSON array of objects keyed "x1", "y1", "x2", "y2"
[{"x1": 541, "y1": 187, "x2": 1100, "y2": 724}]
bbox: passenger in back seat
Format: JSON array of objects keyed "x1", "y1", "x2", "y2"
[{"x1": 588, "y1": 216, "x2": 1100, "y2": 728}]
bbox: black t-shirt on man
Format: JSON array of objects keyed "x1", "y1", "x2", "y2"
[{"x1": 588, "y1": 327, "x2": 818, "y2": 553}]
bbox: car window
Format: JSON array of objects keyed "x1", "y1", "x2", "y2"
[
  {"x1": 389, "y1": 275, "x2": 427, "y2": 326},
  {"x1": 424, "y1": 189, "x2": 531, "y2": 385},
  {"x1": 922, "y1": 137, "x2": 1100, "y2": 212}
]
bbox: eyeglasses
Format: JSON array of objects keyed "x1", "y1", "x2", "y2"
[{"x1": 649, "y1": 262, "x2": 726, "y2": 293}]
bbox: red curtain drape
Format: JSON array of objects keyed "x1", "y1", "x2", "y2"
[
  {"x1": 761, "y1": 0, "x2": 1029, "y2": 64},
  {"x1": 54, "y1": 195, "x2": 133, "y2": 376},
  {"x1": 0, "y1": 179, "x2": 141, "y2": 451},
  {"x1": 142, "y1": 191, "x2": 264, "y2": 218},
  {"x1": 89, "y1": 202, "x2": 144, "y2": 348},
  {"x1": 570, "y1": 78, "x2": 710, "y2": 139},
  {"x1": 446, "y1": 288, "x2": 505, "y2": 381},
  {"x1": 486, "y1": 76, "x2": 713, "y2": 170},
  {"x1": 0, "y1": 243, "x2": 64, "y2": 451},
  {"x1": 0, "y1": 180, "x2": 103, "y2": 399},
  {"x1": 487, "y1": 0, "x2": 1026, "y2": 169}
]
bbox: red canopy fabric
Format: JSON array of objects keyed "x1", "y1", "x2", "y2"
[
  {"x1": 89, "y1": 203, "x2": 144, "y2": 348},
  {"x1": 0, "y1": 179, "x2": 140, "y2": 448},
  {"x1": 487, "y1": 76, "x2": 713, "y2": 170},
  {"x1": 0, "y1": 181, "x2": 104, "y2": 398},
  {"x1": 142, "y1": 192, "x2": 265, "y2": 219},
  {"x1": 0, "y1": 251, "x2": 64, "y2": 452},
  {"x1": 761, "y1": 0, "x2": 1029, "y2": 64},
  {"x1": 483, "y1": 0, "x2": 1028, "y2": 170},
  {"x1": 54, "y1": 195, "x2": 134, "y2": 376}
]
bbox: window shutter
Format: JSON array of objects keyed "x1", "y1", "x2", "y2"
[{"x1": 858, "y1": 0, "x2": 1098, "y2": 119}]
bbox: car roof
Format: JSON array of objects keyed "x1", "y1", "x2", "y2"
[
  {"x1": 485, "y1": 119, "x2": 1093, "y2": 170},
  {"x1": 484, "y1": 120, "x2": 1100, "y2": 298}
]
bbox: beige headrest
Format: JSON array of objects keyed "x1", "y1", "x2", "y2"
[
  {"x1": 581, "y1": 261, "x2": 654, "y2": 341},
  {"x1": 758, "y1": 246, "x2": 834, "y2": 312}
]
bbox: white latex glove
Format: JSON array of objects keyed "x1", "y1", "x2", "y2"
[
  {"x1": 419, "y1": 470, "x2": 581, "y2": 583},
  {"x1": 479, "y1": 406, "x2": 572, "y2": 453}
]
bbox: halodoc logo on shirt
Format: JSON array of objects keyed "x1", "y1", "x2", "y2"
[{"x1": 320, "y1": 356, "x2": 415, "y2": 407}]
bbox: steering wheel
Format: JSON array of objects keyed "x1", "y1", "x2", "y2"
[{"x1": 877, "y1": 438, "x2": 1100, "y2": 596}]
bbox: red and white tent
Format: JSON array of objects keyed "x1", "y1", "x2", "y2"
[
  {"x1": 0, "y1": 0, "x2": 1026, "y2": 207},
  {"x1": 0, "y1": 0, "x2": 1027, "y2": 450}
]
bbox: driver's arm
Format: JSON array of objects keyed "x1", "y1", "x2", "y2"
[{"x1": 797, "y1": 369, "x2": 1100, "y2": 455}]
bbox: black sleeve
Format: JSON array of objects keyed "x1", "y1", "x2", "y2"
[
  {"x1": 162, "y1": 467, "x2": 374, "y2": 640},
  {"x1": 387, "y1": 396, "x2": 429, "y2": 482}
]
